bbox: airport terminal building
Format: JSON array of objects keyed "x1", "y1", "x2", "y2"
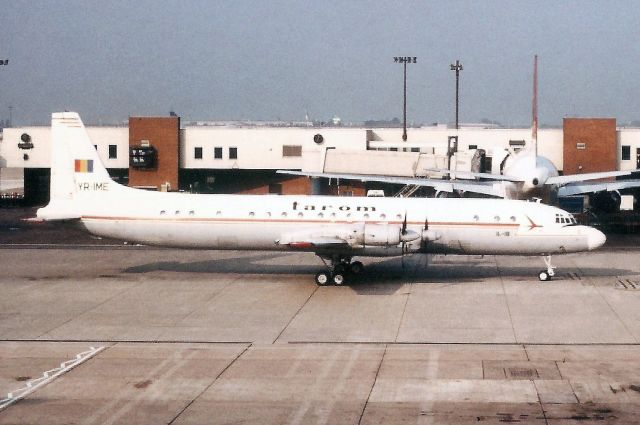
[{"x1": 1, "y1": 116, "x2": 640, "y2": 205}]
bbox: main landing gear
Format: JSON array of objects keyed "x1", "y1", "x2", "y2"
[
  {"x1": 538, "y1": 255, "x2": 556, "y2": 281},
  {"x1": 314, "y1": 255, "x2": 364, "y2": 286}
]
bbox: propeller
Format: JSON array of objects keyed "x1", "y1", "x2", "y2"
[
  {"x1": 423, "y1": 218, "x2": 430, "y2": 269},
  {"x1": 400, "y1": 213, "x2": 408, "y2": 270},
  {"x1": 399, "y1": 211, "x2": 421, "y2": 270}
]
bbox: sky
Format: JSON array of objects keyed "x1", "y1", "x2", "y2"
[{"x1": 2, "y1": 0, "x2": 640, "y2": 126}]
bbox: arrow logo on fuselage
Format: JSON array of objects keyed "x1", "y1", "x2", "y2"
[{"x1": 526, "y1": 215, "x2": 543, "y2": 230}]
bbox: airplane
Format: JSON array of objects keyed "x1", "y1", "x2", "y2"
[
  {"x1": 278, "y1": 56, "x2": 640, "y2": 208},
  {"x1": 36, "y1": 112, "x2": 606, "y2": 285}
]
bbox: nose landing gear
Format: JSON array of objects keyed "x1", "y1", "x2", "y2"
[
  {"x1": 538, "y1": 255, "x2": 556, "y2": 281},
  {"x1": 314, "y1": 255, "x2": 364, "y2": 286}
]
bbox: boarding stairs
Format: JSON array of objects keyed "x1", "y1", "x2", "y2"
[{"x1": 394, "y1": 184, "x2": 421, "y2": 198}]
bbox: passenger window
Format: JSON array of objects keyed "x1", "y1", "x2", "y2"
[
  {"x1": 380, "y1": 214, "x2": 386, "y2": 220},
  {"x1": 510, "y1": 216, "x2": 516, "y2": 222},
  {"x1": 189, "y1": 210, "x2": 195, "y2": 216},
  {"x1": 281, "y1": 212, "x2": 287, "y2": 217},
  {"x1": 494, "y1": 215, "x2": 500, "y2": 222},
  {"x1": 298, "y1": 212, "x2": 303, "y2": 218},
  {"x1": 364, "y1": 213, "x2": 370, "y2": 219},
  {"x1": 249, "y1": 212, "x2": 255, "y2": 217},
  {"x1": 473, "y1": 215, "x2": 479, "y2": 221},
  {"x1": 160, "y1": 210, "x2": 166, "y2": 215}
]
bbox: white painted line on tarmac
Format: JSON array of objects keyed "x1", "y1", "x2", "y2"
[{"x1": 0, "y1": 346, "x2": 106, "y2": 411}]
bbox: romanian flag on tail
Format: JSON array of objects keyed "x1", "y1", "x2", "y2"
[{"x1": 74, "y1": 159, "x2": 93, "y2": 173}]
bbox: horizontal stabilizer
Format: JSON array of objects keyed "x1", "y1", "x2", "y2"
[{"x1": 36, "y1": 199, "x2": 81, "y2": 221}]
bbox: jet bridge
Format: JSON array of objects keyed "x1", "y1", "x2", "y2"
[{"x1": 319, "y1": 149, "x2": 481, "y2": 178}]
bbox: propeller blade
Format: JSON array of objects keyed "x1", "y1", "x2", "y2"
[{"x1": 402, "y1": 212, "x2": 408, "y2": 234}]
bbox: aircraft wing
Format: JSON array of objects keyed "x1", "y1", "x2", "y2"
[
  {"x1": 559, "y1": 179, "x2": 640, "y2": 196},
  {"x1": 277, "y1": 227, "x2": 356, "y2": 252},
  {"x1": 546, "y1": 170, "x2": 632, "y2": 185},
  {"x1": 277, "y1": 170, "x2": 504, "y2": 197}
]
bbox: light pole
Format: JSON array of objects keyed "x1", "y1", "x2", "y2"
[
  {"x1": 394, "y1": 56, "x2": 417, "y2": 141},
  {"x1": 1, "y1": 59, "x2": 8, "y2": 127},
  {"x1": 450, "y1": 60, "x2": 463, "y2": 130}
]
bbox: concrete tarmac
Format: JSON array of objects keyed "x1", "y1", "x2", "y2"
[{"x1": 1, "y1": 243, "x2": 640, "y2": 423}]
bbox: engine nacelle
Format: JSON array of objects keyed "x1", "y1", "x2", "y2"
[
  {"x1": 422, "y1": 229, "x2": 441, "y2": 242},
  {"x1": 363, "y1": 224, "x2": 402, "y2": 246},
  {"x1": 361, "y1": 224, "x2": 420, "y2": 247}
]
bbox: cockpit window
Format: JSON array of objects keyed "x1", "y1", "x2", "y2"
[{"x1": 556, "y1": 213, "x2": 577, "y2": 225}]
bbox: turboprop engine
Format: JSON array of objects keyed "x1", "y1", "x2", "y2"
[
  {"x1": 277, "y1": 222, "x2": 421, "y2": 250},
  {"x1": 361, "y1": 223, "x2": 420, "y2": 246}
]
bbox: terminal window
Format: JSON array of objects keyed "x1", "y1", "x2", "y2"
[
  {"x1": 194, "y1": 147, "x2": 203, "y2": 159},
  {"x1": 214, "y1": 147, "x2": 223, "y2": 159},
  {"x1": 108, "y1": 145, "x2": 117, "y2": 159},
  {"x1": 622, "y1": 145, "x2": 631, "y2": 160},
  {"x1": 229, "y1": 147, "x2": 238, "y2": 159},
  {"x1": 282, "y1": 145, "x2": 302, "y2": 157}
]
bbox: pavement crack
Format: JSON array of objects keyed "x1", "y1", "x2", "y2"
[
  {"x1": 167, "y1": 343, "x2": 251, "y2": 425},
  {"x1": 593, "y1": 283, "x2": 639, "y2": 344},
  {"x1": 35, "y1": 281, "x2": 144, "y2": 340},
  {"x1": 357, "y1": 343, "x2": 387, "y2": 425},
  {"x1": 394, "y1": 280, "x2": 412, "y2": 342},
  {"x1": 272, "y1": 284, "x2": 318, "y2": 344},
  {"x1": 498, "y1": 256, "x2": 519, "y2": 344}
]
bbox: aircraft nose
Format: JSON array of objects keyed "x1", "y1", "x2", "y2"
[{"x1": 587, "y1": 227, "x2": 606, "y2": 250}]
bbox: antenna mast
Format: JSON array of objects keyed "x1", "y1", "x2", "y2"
[{"x1": 532, "y1": 55, "x2": 538, "y2": 157}]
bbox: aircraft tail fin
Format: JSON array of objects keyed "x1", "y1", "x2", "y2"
[{"x1": 37, "y1": 112, "x2": 125, "y2": 220}]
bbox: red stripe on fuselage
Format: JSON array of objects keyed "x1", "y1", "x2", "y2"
[{"x1": 80, "y1": 215, "x2": 521, "y2": 228}]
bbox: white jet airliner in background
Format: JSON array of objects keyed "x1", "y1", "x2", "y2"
[
  {"x1": 37, "y1": 112, "x2": 605, "y2": 285},
  {"x1": 279, "y1": 56, "x2": 640, "y2": 207}
]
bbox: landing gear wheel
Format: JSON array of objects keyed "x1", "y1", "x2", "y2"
[
  {"x1": 538, "y1": 270, "x2": 551, "y2": 282},
  {"x1": 332, "y1": 273, "x2": 346, "y2": 286},
  {"x1": 315, "y1": 271, "x2": 331, "y2": 286},
  {"x1": 349, "y1": 261, "x2": 364, "y2": 275}
]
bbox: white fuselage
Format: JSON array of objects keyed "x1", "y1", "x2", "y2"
[{"x1": 73, "y1": 189, "x2": 602, "y2": 257}]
